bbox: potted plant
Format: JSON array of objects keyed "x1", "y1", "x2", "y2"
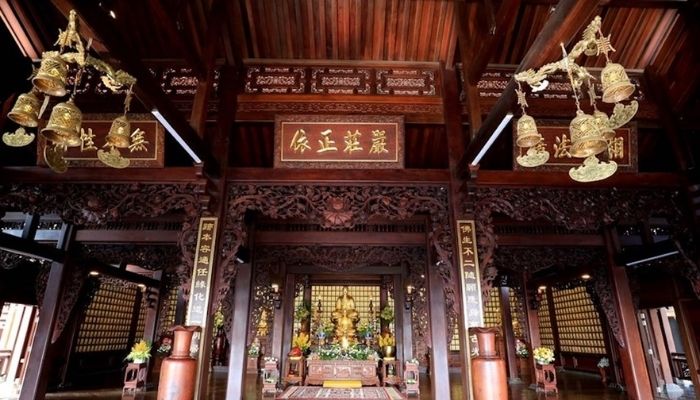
[
  {"x1": 294, "y1": 302, "x2": 311, "y2": 323},
  {"x1": 597, "y1": 357, "x2": 609, "y2": 384},
  {"x1": 246, "y1": 339, "x2": 261, "y2": 374},
  {"x1": 291, "y1": 332, "x2": 310, "y2": 357},
  {"x1": 126, "y1": 340, "x2": 152, "y2": 364},
  {"x1": 378, "y1": 332, "x2": 396, "y2": 359},
  {"x1": 532, "y1": 346, "x2": 555, "y2": 366},
  {"x1": 380, "y1": 305, "x2": 394, "y2": 322}
]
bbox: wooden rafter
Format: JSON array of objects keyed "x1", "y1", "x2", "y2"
[
  {"x1": 0, "y1": 0, "x2": 44, "y2": 59},
  {"x1": 146, "y1": 0, "x2": 205, "y2": 78},
  {"x1": 49, "y1": 0, "x2": 219, "y2": 175},
  {"x1": 460, "y1": 0, "x2": 603, "y2": 176}
]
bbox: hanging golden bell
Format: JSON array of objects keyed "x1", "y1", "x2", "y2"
[
  {"x1": 41, "y1": 99, "x2": 82, "y2": 147},
  {"x1": 569, "y1": 111, "x2": 607, "y2": 158},
  {"x1": 601, "y1": 62, "x2": 635, "y2": 104},
  {"x1": 515, "y1": 114, "x2": 542, "y2": 148},
  {"x1": 32, "y1": 52, "x2": 68, "y2": 97},
  {"x1": 105, "y1": 116, "x2": 131, "y2": 148},
  {"x1": 8, "y1": 91, "x2": 40, "y2": 127},
  {"x1": 592, "y1": 110, "x2": 616, "y2": 140}
]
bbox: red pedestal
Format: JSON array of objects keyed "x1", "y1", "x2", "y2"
[
  {"x1": 535, "y1": 363, "x2": 558, "y2": 394},
  {"x1": 123, "y1": 362, "x2": 147, "y2": 393}
]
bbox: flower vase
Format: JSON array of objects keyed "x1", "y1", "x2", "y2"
[
  {"x1": 470, "y1": 327, "x2": 507, "y2": 400},
  {"x1": 383, "y1": 346, "x2": 395, "y2": 359},
  {"x1": 157, "y1": 325, "x2": 201, "y2": 400}
]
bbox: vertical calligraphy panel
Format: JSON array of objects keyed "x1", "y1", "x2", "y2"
[
  {"x1": 185, "y1": 217, "x2": 218, "y2": 399},
  {"x1": 457, "y1": 220, "x2": 484, "y2": 400}
]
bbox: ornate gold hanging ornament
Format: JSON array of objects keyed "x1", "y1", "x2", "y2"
[
  {"x1": 1, "y1": 10, "x2": 146, "y2": 173},
  {"x1": 513, "y1": 16, "x2": 637, "y2": 182}
]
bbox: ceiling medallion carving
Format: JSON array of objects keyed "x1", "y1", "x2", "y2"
[{"x1": 220, "y1": 184, "x2": 457, "y2": 345}]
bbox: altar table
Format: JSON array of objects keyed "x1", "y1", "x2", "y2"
[{"x1": 305, "y1": 359, "x2": 380, "y2": 386}]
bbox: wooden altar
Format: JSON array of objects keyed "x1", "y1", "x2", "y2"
[{"x1": 305, "y1": 360, "x2": 380, "y2": 386}]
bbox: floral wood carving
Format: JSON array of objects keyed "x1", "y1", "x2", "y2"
[
  {"x1": 222, "y1": 184, "x2": 457, "y2": 345},
  {"x1": 473, "y1": 187, "x2": 682, "y2": 302},
  {"x1": 255, "y1": 246, "x2": 426, "y2": 273},
  {"x1": 589, "y1": 266, "x2": 626, "y2": 348},
  {"x1": 52, "y1": 263, "x2": 87, "y2": 343},
  {"x1": 0, "y1": 183, "x2": 204, "y2": 226},
  {"x1": 493, "y1": 247, "x2": 605, "y2": 274}
]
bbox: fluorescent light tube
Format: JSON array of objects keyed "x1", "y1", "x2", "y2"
[
  {"x1": 151, "y1": 109, "x2": 202, "y2": 164},
  {"x1": 471, "y1": 113, "x2": 513, "y2": 166}
]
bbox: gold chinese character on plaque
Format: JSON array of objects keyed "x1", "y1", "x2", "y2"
[
  {"x1": 554, "y1": 134, "x2": 572, "y2": 158},
  {"x1": 608, "y1": 136, "x2": 624, "y2": 159},
  {"x1": 317, "y1": 129, "x2": 338, "y2": 153},
  {"x1": 202, "y1": 223, "x2": 215, "y2": 231},
  {"x1": 369, "y1": 130, "x2": 388, "y2": 154},
  {"x1": 290, "y1": 129, "x2": 311, "y2": 153},
  {"x1": 343, "y1": 130, "x2": 363, "y2": 154}
]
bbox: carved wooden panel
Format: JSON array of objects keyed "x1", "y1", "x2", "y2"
[{"x1": 221, "y1": 184, "x2": 456, "y2": 347}]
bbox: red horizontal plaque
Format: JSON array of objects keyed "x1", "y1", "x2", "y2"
[
  {"x1": 274, "y1": 115, "x2": 404, "y2": 169},
  {"x1": 512, "y1": 120, "x2": 637, "y2": 172},
  {"x1": 37, "y1": 114, "x2": 164, "y2": 168}
]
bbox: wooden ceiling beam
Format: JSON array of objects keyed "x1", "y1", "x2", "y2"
[
  {"x1": 50, "y1": 0, "x2": 219, "y2": 176},
  {"x1": 460, "y1": 0, "x2": 603, "y2": 177},
  {"x1": 146, "y1": 0, "x2": 205, "y2": 79},
  {"x1": 523, "y1": 0, "x2": 689, "y2": 7},
  {"x1": 0, "y1": 0, "x2": 44, "y2": 59}
]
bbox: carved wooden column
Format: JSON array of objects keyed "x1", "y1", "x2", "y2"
[
  {"x1": 270, "y1": 265, "x2": 287, "y2": 361},
  {"x1": 225, "y1": 263, "x2": 253, "y2": 400},
  {"x1": 522, "y1": 272, "x2": 541, "y2": 386},
  {"x1": 397, "y1": 272, "x2": 413, "y2": 362},
  {"x1": 279, "y1": 273, "x2": 296, "y2": 373},
  {"x1": 499, "y1": 286, "x2": 520, "y2": 383},
  {"x1": 19, "y1": 223, "x2": 73, "y2": 400},
  {"x1": 426, "y1": 255, "x2": 451, "y2": 400},
  {"x1": 604, "y1": 227, "x2": 654, "y2": 400}
]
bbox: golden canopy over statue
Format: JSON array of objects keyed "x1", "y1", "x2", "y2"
[{"x1": 331, "y1": 286, "x2": 359, "y2": 344}]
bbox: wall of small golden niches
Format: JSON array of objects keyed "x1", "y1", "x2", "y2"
[
  {"x1": 308, "y1": 285, "x2": 381, "y2": 333},
  {"x1": 159, "y1": 285, "x2": 179, "y2": 334},
  {"x1": 552, "y1": 286, "x2": 606, "y2": 354},
  {"x1": 75, "y1": 281, "x2": 142, "y2": 353},
  {"x1": 537, "y1": 293, "x2": 555, "y2": 349}
]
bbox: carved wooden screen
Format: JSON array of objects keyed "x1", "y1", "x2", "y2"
[
  {"x1": 552, "y1": 287, "x2": 606, "y2": 354},
  {"x1": 309, "y1": 285, "x2": 380, "y2": 331},
  {"x1": 537, "y1": 294, "x2": 555, "y2": 348},
  {"x1": 75, "y1": 282, "x2": 139, "y2": 353}
]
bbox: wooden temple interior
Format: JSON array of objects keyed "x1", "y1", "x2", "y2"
[{"x1": 0, "y1": 0, "x2": 699, "y2": 399}]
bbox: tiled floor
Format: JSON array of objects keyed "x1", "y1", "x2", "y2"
[{"x1": 25, "y1": 370, "x2": 697, "y2": 400}]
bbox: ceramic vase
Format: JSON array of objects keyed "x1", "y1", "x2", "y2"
[
  {"x1": 212, "y1": 326, "x2": 228, "y2": 366},
  {"x1": 157, "y1": 325, "x2": 200, "y2": 400},
  {"x1": 470, "y1": 327, "x2": 507, "y2": 400}
]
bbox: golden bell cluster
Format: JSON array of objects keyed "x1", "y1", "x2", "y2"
[
  {"x1": 513, "y1": 15, "x2": 637, "y2": 182},
  {"x1": 2, "y1": 9, "x2": 139, "y2": 173}
]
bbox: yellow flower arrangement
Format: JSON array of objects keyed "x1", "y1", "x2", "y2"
[
  {"x1": 378, "y1": 333, "x2": 395, "y2": 347},
  {"x1": 532, "y1": 346, "x2": 555, "y2": 365},
  {"x1": 292, "y1": 332, "x2": 310, "y2": 352},
  {"x1": 126, "y1": 340, "x2": 151, "y2": 363}
]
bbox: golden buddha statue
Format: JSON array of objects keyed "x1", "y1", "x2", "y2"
[
  {"x1": 257, "y1": 309, "x2": 269, "y2": 337},
  {"x1": 331, "y1": 286, "x2": 359, "y2": 344}
]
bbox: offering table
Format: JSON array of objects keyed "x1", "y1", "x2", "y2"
[{"x1": 305, "y1": 359, "x2": 379, "y2": 386}]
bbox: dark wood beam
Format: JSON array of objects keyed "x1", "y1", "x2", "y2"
[
  {"x1": 0, "y1": 232, "x2": 66, "y2": 263},
  {"x1": 525, "y1": 0, "x2": 689, "y2": 6},
  {"x1": 146, "y1": 0, "x2": 205, "y2": 78},
  {"x1": 475, "y1": 171, "x2": 682, "y2": 188},
  {"x1": 255, "y1": 231, "x2": 425, "y2": 246},
  {"x1": 286, "y1": 265, "x2": 402, "y2": 275},
  {"x1": 460, "y1": 0, "x2": 603, "y2": 176},
  {"x1": 0, "y1": 166, "x2": 203, "y2": 183},
  {"x1": 227, "y1": 168, "x2": 450, "y2": 184},
  {"x1": 50, "y1": 0, "x2": 219, "y2": 175},
  {"x1": 0, "y1": 0, "x2": 44, "y2": 59},
  {"x1": 84, "y1": 261, "x2": 160, "y2": 287},
  {"x1": 225, "y1": 262, "x2": 253, "y2": 400}
]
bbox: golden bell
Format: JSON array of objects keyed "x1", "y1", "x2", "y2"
[
  {"x1": 105, "y1": 116, "x2": 131, "y2": 148},
  {"x1": 41, "y1": 100, "x2": 82, "y2": 147},
  {"x1": 8, "y1": 91, "x2": 40, "y2": 127},
  {"x1": 592, "y1": 110, "x2": 616, "y2": 140},
  {"x1": 569, "y1": 111, "x2": 607, "y2": 158},
  {"x1": 32, "y1": 52, "x2": 68, "y2": 97},
  {"x1": 515, "y1": 114, "x2": 542, "y2": 148},
  {"x1": 601, "y1": 62, "x2": 635, "y2": 104}
]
